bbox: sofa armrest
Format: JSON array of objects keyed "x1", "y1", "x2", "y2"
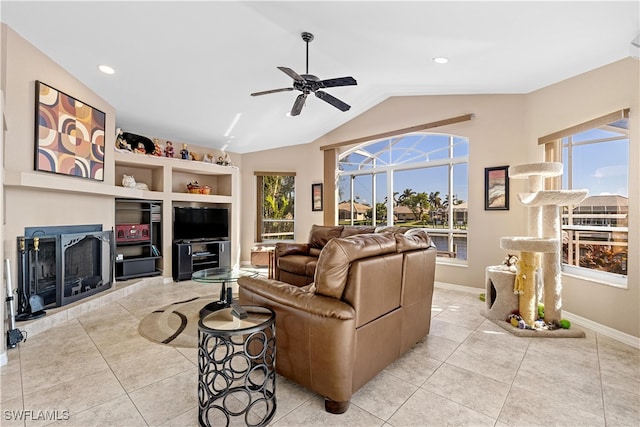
[
  {"x1": 237, "y1": 276, "x2": 354, "y2": 320},
  {"x1": 238, "y1": 275, "x2": 356, "y2": 403},
  {"x1": 275, "y1": 242, "x2": 310, "y2": 257}
]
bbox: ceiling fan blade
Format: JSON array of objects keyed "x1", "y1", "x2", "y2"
[
  {"x1": 290, "y1": 94, "x2": 307, "y2": 116},
  {"x1": 319, "y1": 76, "x2": 357, "y2": 88},
  {"x1": 278, "y1": 66, "x2": 305, "y2": 82},
  {"x1": 250, "y1": 87, "x2": 294, "y2": 96},
  {"x1": 315, "y1": 91, "x2": 351, "y2": 112}
]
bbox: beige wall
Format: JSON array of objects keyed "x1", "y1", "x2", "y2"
[
  {"x1": 240, "y1": 143, "x2": 324, "y2": 259},
  {"x1": 524, "y1": 58, "x2": 639, "y2": 337},
  {"x1": 240, "y1": 59, "x2": 639, "y2": 338},
  {"x1": 0, "y1": 25, "x2": 240, "y2": 294},
  {"x1": 1, "y1": 24, "x2": 117, "y2": 329},
  {"x1": 1, "y1": 24, "x2": 6, "y2": 360}
]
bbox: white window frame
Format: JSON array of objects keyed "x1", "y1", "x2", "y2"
[{"x1": 337, "y1": 132, "x2": 468, "y2": 263}]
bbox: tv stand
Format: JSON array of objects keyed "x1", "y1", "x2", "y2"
[{"x1": 172, "y1": 239, "x2": 231, "y2": 281}]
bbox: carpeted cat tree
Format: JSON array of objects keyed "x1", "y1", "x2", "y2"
[{"x1": 485, "y1": 162, "x2": 587, "y2": 337}]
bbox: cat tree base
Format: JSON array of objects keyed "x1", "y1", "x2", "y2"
[
  {"x1": 484, "y1": 267, "x2": 518, "y2": 321},
  {"x1": 489, "y1": 318, "x2": 586, "y2": 338}
]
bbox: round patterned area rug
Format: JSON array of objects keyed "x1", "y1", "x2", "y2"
[{"x1": 138, "y1": 295, "x2": 215, "y2": 348}]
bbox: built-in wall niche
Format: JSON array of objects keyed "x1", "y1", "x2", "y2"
[
  {"x1": 114, "y1": 159, "x2": 163, "y2": 192},
  {"x1": 171, "y1": 167, "x2": 232, "y2": 196}
]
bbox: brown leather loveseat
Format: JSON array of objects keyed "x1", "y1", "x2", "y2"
[
  {"x1": 274, "y1": 224, "x2": 413, "y2": 286},
  {"x1": 238, "y1": 229, "x2": 436, "y2": 414}
]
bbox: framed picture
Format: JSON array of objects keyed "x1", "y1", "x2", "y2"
[
  {"x1": 312, "y1": 183, "x2": 323, "y2": 211},
  {"x1": 34, "y1": 81, "x2": 106, "y2": 181},
  {"x1": 485, "y1": 166, "x2": 509, "y2": 210}
]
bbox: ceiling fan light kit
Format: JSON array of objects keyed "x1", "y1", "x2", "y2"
[{"x1": 251, "y1": 31, "x2": 357, "y2": 116}]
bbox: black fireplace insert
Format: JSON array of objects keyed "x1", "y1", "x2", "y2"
[{"x1": 16, "y1": 226, "x2": 113, "y2": 319}]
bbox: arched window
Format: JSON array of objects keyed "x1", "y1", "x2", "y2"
[{"x1": 337, "y1": 132, "x2": 468, "y2": 261}]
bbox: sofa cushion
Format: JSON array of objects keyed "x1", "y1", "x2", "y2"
[
  {"x1": 276, "y1": 242, "x2": 310, "y2": 257},
  {"x1": 374, "y1": 225, "x2": 412, "y2": 234},
  {"x1": 309, "y1": 247, "x2": 322, "y2": 257},
  {"x1": 314, "y1": 233, "x2": 397, "y2": 299},
  {"x1": 278, "y1": 254, "x2": 317, "y2": 276},
  {"x1": 341, "y1": 226, "x2": 376, "y2": 238},
  {"x1": 308, "y1": 225, "x2": 344, "y2": 249},
  {"x1": 395, "y1": 229, "x2": 433, "y2": 252}
]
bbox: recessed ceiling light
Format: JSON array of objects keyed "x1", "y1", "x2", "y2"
[
  {"x1": 98, "y1": 65, "x2": 115, "y2": 74},
  {"x1": 433, "y1": 57, "x2": 449, "y2": 64}
]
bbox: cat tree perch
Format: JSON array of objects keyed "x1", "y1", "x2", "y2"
[{"x1": 485, "y1": 162, "x2": 587, "y2": 336}]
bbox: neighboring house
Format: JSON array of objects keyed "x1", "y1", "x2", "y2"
[
  {"x1": 570, "y1": 194, "x2": 629, "y2": 227},
  {"x1": 452, "y1": 202, "x2": 468, "y2": 226},
  {"x1": 338, "y1": 202, "x2": 370, "y2": 221},
  {"x1": 393, "y1": 205, "x2": 417, "y2": 221}
]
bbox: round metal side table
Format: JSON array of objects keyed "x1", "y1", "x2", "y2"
[{"x1": 198, "y1": 306, "x2": 276, "y2": 427}]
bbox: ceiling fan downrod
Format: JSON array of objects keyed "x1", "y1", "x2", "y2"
[{"x1": 301, "y1": 32, "x2": 314, "y2": 74}]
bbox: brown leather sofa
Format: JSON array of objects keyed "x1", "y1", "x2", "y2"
[
  {"x1": 238, "y1": 229, "x2": 436, "y2": 414},
  {"x1": 274, "y1": 224, "x2": 413, "y2": 286}
]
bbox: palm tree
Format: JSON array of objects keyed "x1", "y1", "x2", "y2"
[
  {"x1": 428, "y1": 191, "x2": 442, "y2": 210},
  {"x1": 404, "y1": 192, "x2": 429, "y2": 223},
  {"x1": 398, "y1": 188, "x2": 416, "y2": 205},
  {"x1": 263, "y1": 175, "x2": 295, "y2": 237}
]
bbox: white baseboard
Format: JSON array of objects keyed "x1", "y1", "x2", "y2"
[
  {"x1": 435, "y1": 281, "x2": 483, "y2": 295},
  {"x1": 562, "y1": 311, "x2": 640, "y2": 349},
  {"x1": 435, "y1": 281, "x2": 640, "y2": 349}
]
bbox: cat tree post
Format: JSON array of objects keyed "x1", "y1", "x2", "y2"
[
  {"x1": 500, "y1": 162, "x2": 587, "y2": 328},
  {"x1": 515, "y1": 251, "x2": 537, "y2": 326}
]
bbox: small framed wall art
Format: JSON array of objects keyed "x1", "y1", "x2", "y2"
[
  {"x1": 312, "y1": 183, "x2": 323, "y2": 211},
  {"x1": 34, "y1": 81, "x2": 106, "y2": 181},
  {"x1": 485, "y1": 166, "x2": 509, "y2": 210}
]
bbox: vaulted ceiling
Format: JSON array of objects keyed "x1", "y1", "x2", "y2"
[{"x1": 2, "y1": 1, "x2": 638, "y2": 153}]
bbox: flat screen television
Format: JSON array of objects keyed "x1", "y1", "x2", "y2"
[{"x1": 173, "y1": 207, "x2": 229, "y2": 241}]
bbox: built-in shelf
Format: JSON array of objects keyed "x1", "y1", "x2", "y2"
[
  {"x1": 112, "y1": 149, "x2": 240, "y2": 277},
  {"x1": 113, "y1": 150, "x2": 236, "y2": 202}
]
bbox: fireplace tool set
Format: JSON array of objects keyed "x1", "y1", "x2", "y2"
[
  {"x1": 4, "y1": 259, "x2": 25, "y2": 348},
  {"x1": 15, "y1": 237, "x2": 46, "y2": 321}
]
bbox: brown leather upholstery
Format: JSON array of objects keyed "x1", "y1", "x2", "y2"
[
  {"x1": 238, "y1": 229, "x2": 436, "y2": 413},
  {"x1": 274, "y1": 224, "x2": 381, "y2": 287}
]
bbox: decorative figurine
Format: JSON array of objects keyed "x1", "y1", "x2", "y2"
[
  {"x1": 203, "y1": 153, "x2": 214, "y2": 163},
  {"x1": 180, "y1": 143, "x2": 189, "y2": 160},
  {"x1": 164, "y1": 141, "x2": 175, "y2": 158},
  {"x1": 115, "y1": 128, "x2": 131, "y2": 151},
  {"x1": 133, "y1": 142, "x2": 146, "y2": 154},
  {"x1": 122, "y1": 174, "x2": 149, "y2": 190},
  {"x1": 152, "y1": 138, "x2": 163, "y2": 156}
]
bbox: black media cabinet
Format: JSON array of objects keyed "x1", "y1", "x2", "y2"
[{"x1": 172, "y1": 240, "x2": 231, "y2": 281}]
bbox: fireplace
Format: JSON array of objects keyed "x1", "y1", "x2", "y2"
[{"x1": 16, "y1": 225, "x2": 113, "y2": 318}]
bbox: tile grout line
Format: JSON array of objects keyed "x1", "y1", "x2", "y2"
[{"x1": 595, "y1": 333, "x2": 608, "y2": 426}]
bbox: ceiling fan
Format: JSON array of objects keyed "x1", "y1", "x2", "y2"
[{"x1": 251, "y1": 32, "x2": 357, "y2": 116}]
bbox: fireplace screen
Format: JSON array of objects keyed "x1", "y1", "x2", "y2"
[
  {"x1": 60, "y1": 231, "x2": 112, "y2": 306},
  {"x1": 17, "y1": 230, "x2": 113, "y2": 314}
]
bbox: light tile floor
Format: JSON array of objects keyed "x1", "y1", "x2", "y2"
[{"x1": 1, "y1": 280, "x2": 638, "y2": 427}]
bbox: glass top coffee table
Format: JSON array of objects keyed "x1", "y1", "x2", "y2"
[{"x1": 192, "y1": 267, "x2": 259, "y2": 316}]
